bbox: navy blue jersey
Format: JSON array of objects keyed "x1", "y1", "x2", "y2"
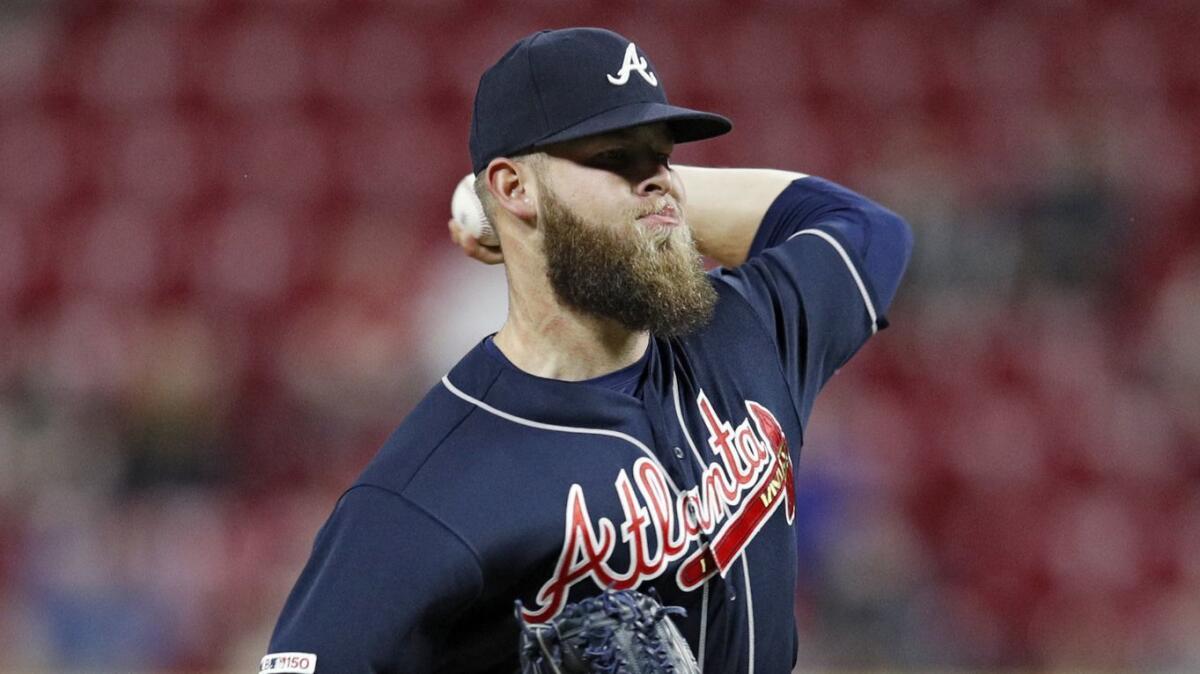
[{"x1": 265, "y1": 177, "x2": 912, "y2": 674}]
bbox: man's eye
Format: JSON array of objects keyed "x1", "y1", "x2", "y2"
[
  {"x1": 656, "y1": 153, "x2": 672, "y2": 167},
  {"x1": 589, "y1": 150, "x2": 630, "y2": 167}
]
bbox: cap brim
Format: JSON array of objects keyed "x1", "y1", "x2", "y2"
[{"x1": 530, "y1": 102, "x2": 731, "y2": 150}]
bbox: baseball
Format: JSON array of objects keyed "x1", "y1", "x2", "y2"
[{"x1": 450, "y1": 173, "x2": 498, "y2": 247}]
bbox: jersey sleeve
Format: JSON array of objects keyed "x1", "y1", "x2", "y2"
[
  {"x1": 714, "y1": 176, "x2": 913, "y2": 423},
  {"x1": 265, "y1": 484, "x2": 483, "y2": 673}
]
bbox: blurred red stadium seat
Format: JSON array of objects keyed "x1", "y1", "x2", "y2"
[
  {"x1": 62, "y1": 203, "x2": 161, "y2": 301},
  {"x1": 312, "y1": 16, "x2": 427, "y2": 111},
  {"x1": 219, "y1": 111, "x2": 330, "y2": 202},
  {"x1": 79, "y1": 12, "x2": 183, "y2": 111},
  {"x1": 102, "y1": 115, "x2": 201, "y2": 204},
  {"x1": 189, "y1": 200, "x2": 298, "y2": 309},
  {"x1": 0, "y1": 11, "x2": 54, "y2": 104},
  {"x1": 204, "y1": 15, "x2": 309, "y2": 110},
  {"x1": 0, "y1": 114, "x2": 70, "y2": 205}
]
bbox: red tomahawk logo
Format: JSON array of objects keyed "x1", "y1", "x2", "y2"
[{"x1": 677, "y1": 401, "x2": 794, "y2": 590}]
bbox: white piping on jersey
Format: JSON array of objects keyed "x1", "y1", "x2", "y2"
[
  {"x1": 670, "y1": 371, "x2": 713, "y2": 660},
  {"x1": 441, "y1": 375, "x2": 684, "y2": 496},
  {"x1": 670, "y1": 374, "x2": 708, "y2": 466},
  {"x1": 787, "y1": 228, "x2": 879, "y2": 334},
  {"x1": 667, "y1": 366, "x2": 720, "y2": 662},
  {"x1": 742, "y1": 553, "x2": 756, "y2": 674},
  {"x1": 698, "y1": 582, "x2": 709, "y2": 670},
  {"x1": 667, "y1": 375, "x2": 732, "y2": 519}
]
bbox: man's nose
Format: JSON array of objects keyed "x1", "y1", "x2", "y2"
[{"x1": 636, "y1": 159, "x2": 672, "y2": 196}]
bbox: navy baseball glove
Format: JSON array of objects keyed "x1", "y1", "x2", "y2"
[{"x1": 516, "y1": 588, "x2": 700, "y2": 674}]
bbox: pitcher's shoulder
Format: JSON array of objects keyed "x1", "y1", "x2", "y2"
[{"x1": 356, "y1": 342, "x2": 505, "y2": 493}]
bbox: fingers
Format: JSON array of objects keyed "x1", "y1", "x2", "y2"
[
  {"x1": 448, "y1": 219, "x2": 504, "y2": 265},
  {"x1": 463, "y1": 235, "x2": 505, "y2": 265}
]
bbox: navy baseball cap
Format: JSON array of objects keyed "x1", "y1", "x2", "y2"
[{"x1": 469, "y1": 27, "x2": 732, "y2": 174}]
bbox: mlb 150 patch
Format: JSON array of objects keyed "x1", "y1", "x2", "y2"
[{"x1": 260, "y1": 652, "x2": 316, "y2": 674}]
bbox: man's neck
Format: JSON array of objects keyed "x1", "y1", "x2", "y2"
[{"x1": 493, "y1": 296, "x2": 649, "y2": 382}]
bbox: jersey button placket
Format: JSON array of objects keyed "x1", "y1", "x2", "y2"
[{"x1": 672, "y1": 446, "x2": 684, "y2": 460}]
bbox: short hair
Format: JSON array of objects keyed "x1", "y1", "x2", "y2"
[{"x1": 472, "y1": 153, "x2": 543, "y2": 222}]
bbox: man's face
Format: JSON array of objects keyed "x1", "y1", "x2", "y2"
[{"x1": 532, "y1": 123, "x2": 717, "y2": 336}]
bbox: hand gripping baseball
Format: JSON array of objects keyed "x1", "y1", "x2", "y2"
[{"x1": 448, "y1": 173, "x2": 504, "y2": 265}]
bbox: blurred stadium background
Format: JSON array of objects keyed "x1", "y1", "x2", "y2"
[{"x1": 1, "y1": 0, "x2": 1198, "y2": 672}]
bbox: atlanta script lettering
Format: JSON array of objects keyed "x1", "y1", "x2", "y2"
[{"x1": 521, "y1": 393, "x2": 795, "y2": 622}]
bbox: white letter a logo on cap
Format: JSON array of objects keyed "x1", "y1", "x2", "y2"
[{"x1": 607, "y1": 42, "x2": 658, "y2": 87}]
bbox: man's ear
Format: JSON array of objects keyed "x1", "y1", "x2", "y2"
[{"x1": 484, "y1": 158, "x2": 537, "y2": 221}]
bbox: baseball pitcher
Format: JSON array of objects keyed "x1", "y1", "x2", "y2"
[{"x1": 263, "y1": 27, "x2": 913, "y2": 673}]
